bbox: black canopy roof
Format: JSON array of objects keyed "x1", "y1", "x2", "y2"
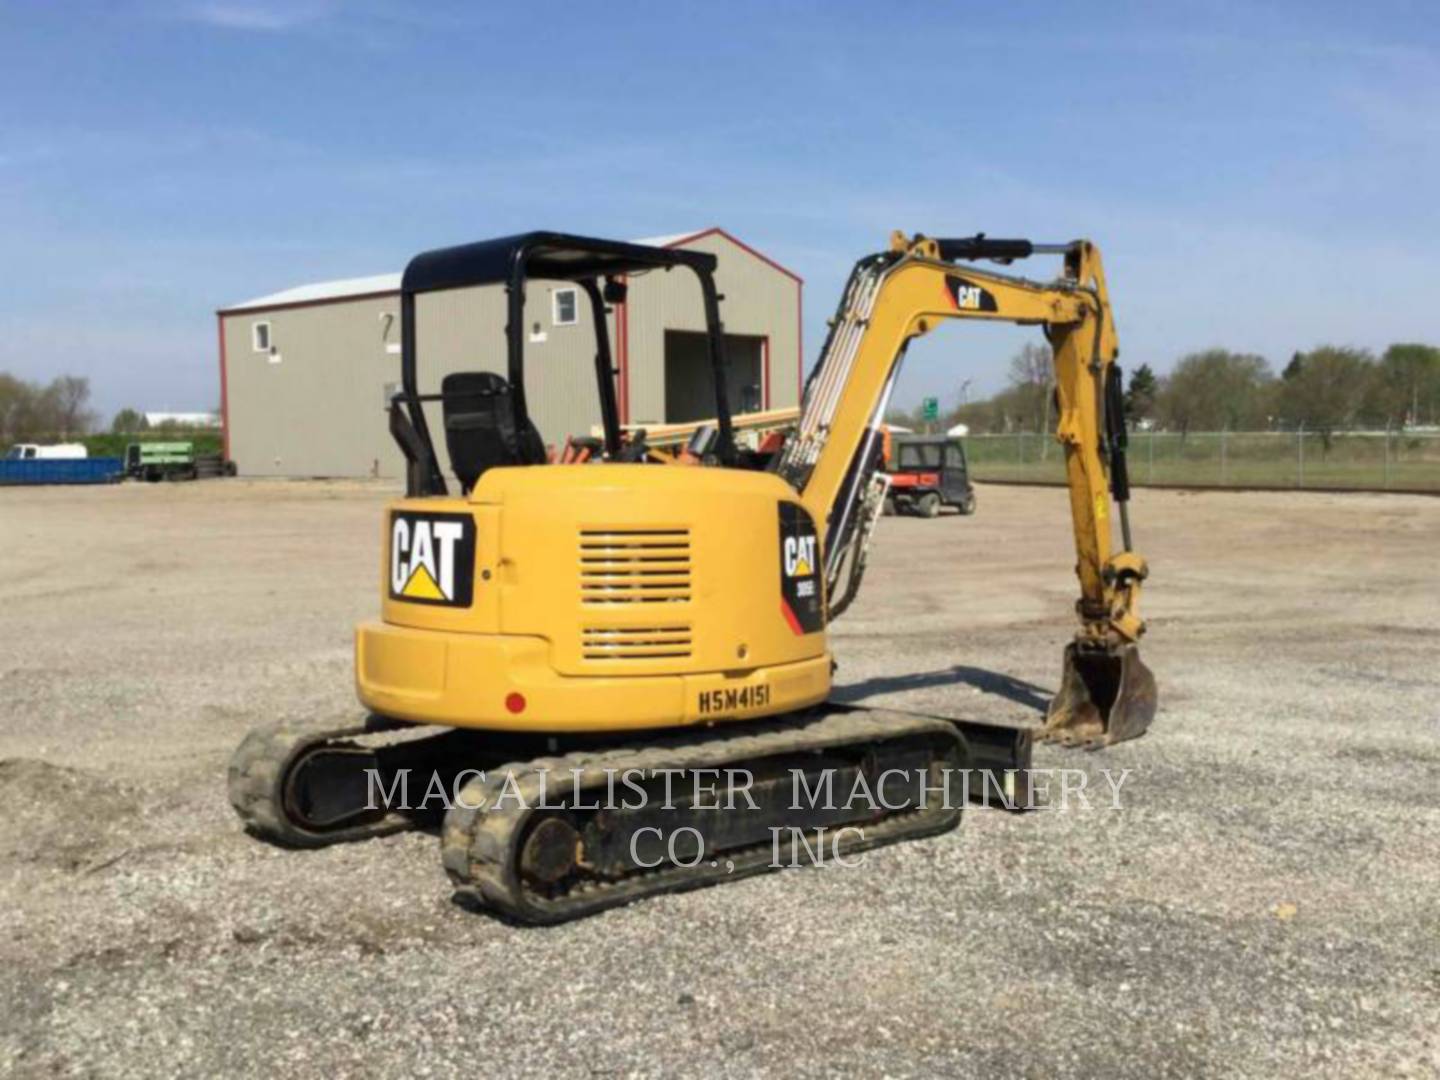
[{"x1": 400, "y1": 231, "x2": 719, "y2": 295}]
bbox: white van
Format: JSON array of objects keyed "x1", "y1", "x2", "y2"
[{"x1": 5, "y1": 443, "x2": 89, "y2": 460}]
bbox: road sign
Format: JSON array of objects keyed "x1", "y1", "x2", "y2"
[{"x1": 921, "y1": 396, "x2": 940, "y2": 422}]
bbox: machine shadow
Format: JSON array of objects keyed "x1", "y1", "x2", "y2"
[{"x1": 830, "y1": 665, "x2": 1054, "y2": 715}]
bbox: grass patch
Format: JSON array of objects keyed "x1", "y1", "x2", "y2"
[{"x1": 965, "y1": 432, "x2": 1440, "y2": 492}]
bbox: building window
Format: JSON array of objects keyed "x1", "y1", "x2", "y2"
[
  {"x1": 252, "y1": 321, "x2": 271, "y2": 353},
  {"x1": 552, "y1": 288, "x2": 578, "y2": 327}
]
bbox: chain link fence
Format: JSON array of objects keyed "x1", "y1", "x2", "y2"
[{"x1": 965, "y1": 430, "x2": 1440, "y2": 492}]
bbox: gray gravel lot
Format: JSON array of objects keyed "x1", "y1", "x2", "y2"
[{"x1": 1, "y1": 479, "x2": 1437, "y2": 1078}]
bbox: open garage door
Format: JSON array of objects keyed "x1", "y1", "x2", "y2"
[{"x1": 664, "y1": 330, "x2": 765, "y2": 423}]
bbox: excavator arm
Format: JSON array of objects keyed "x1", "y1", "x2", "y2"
[{"x1": 775, "y1": 232, "x2": 1157, "y2": 747}]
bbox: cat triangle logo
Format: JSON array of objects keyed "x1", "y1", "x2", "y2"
[
  {"x1": 783, "y1": 534, "x2": 817, "y2": 579},
  {"x1": 401, "y1": 562, "x2": 445, "y2": 600},
  {"x1": 390, "y1": 512, "x2": 476, "y2": 607}
]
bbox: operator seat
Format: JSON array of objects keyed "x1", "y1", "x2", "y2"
[{"x1": 440, "y1": 371, "x2": 547, "y2": 493}]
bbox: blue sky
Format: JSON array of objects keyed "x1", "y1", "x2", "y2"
[{"x1": 1, "y1": 1, "x2": 1437, "y2": 418}]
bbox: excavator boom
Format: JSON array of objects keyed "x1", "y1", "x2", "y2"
[{"x1": 777, "y1": 232, "x2": 1155, "y2": 746}]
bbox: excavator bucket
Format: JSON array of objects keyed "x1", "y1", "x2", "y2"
[{"x1": 1041, "y1": 642, "x2": 1157, "y2": 749}]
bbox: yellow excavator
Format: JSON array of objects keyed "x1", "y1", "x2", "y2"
[{"x1": 229, "y1": 230, "x2": 1156, "y2": 923}]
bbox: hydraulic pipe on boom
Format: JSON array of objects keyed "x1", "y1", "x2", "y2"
[{"x1": 776, "y1": 232, "x2": 1156, "y2": 747}]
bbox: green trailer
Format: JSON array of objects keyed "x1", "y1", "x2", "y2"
[{"x1": 125, "y1": 441, "x2": 197, "y2": 482}]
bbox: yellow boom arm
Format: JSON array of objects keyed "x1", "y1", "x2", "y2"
[{"x1": 775, "y1": 232, "x2": 1156, "y2": 747}]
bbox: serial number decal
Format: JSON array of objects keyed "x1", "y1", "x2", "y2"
[{"x1": 697, "y1": 684, "x2": 772, "y2": 716}]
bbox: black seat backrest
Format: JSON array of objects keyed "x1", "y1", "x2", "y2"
[{"x1": 441, "y1": 371, "x2": 547, "y2": 493}]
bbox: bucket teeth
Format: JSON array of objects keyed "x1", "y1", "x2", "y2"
[{"x1": 1041, "y1": 642, "x2": 1157, "y2": 749}]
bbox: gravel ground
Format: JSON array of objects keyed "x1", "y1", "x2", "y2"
[{"x1": 1, "y1": 479, "x2": 1437, "y2": 1078}]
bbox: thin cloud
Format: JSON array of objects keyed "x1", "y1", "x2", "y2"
[{"x1": 180, "y1": 1, "x2": 337, "y2": 31}]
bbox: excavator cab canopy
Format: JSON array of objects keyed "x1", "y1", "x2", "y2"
[{"x1": 392, "y1": 231, "x2": 737, "y2": 496}]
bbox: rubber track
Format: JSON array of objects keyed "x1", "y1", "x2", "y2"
[
  {"x1": 441, "y1": 708, "x2": 965, "y2": 924},
  {"x1": 227, "y1": 721, "x2": 418, "y2": 848}
]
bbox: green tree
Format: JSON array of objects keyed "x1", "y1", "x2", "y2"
[
  {"x1": 0, "y1": 373, "x2": 31, "y2": 445},
  {"x1": 111, "y1": 407, "x2": 148, "y2": 434},
  {"x1": 1124, "y1": 363, "x2": 1158, "y2": 423},
  {"x1": 0, "y1": 372, "x2": 103, "y2": 443},
  {"x1": 948, "y1": 396, "x2": 1000, "y2": 433},
  {"x1": 1277, "y1": 346, "x2": 1375, "y2": 448},
  {"x1": 1375, "y1": 343, "x2": 1440, "y2": 427},
  {"x1": 0, "y1": 374, "x2": 56, "y2": 441},
  {"x1": 1156, "y1": 350, "x2": 1273, "y2": 434},
  {"x1": 46, "y1": 375, "x2": 95, "y2": 437}
]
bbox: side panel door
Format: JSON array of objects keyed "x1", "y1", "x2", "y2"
[{"x1": 941, "y1": 443, "x2": 969, "y2": 503}]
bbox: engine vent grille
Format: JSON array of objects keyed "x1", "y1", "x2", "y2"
[
  {"x1": 581, "y1": 624, "x2": 693, "y2": 661},
  {"x1": 579, "y1": 529, "x2": 692, "y2": 605}
]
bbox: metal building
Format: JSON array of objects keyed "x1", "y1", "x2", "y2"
[{"x1": 217, "y1": 228, "x2": 802, "y2": 477}]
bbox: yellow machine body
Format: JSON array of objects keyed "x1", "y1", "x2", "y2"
[
  {"x1": 356, "y1": 463, "x2": 833, "y2": 732},
  {"x1": 231, "y1": 230, "x2": 1156, "y2": 920},
  {"x1": 358, "y1": 232, "x2": 1153, "y2": 748}
]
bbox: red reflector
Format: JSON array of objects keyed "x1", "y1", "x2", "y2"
[{"x1": 505, "y1": 692, "x2": 526, "y2": 714}]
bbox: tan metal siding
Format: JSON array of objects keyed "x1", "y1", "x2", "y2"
[
  {"x1": 415, "y1": 282, "x2": 617, "y2": 459},
  {"x1": 224, "y1": 285, "x2": 619, "y2": 479},
  {"x1": 221, "y1": 231, "x2": 799, "y2": 478},
  {"x1": 224, "y1": 295, "x2": 403, "y2": 478},
  {"x1": 624, "y1": 232, "x2": 800, "y2": 425}
]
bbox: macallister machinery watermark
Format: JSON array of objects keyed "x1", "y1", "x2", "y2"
[{"x1": 368, "y1": 764, "x2": 1134, "y2": 871}]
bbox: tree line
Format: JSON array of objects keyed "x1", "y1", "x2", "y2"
[
  {"x1": 894, "y1": 343, "x2": 1440, "y2": 441},
  {"x1": 0, "y1": 373, "x2": 99, "y2": 444},
  {"x1": 0, "y1": 372, "x2": 206, "y2": 446}
]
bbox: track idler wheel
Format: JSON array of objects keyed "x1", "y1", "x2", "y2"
[
  {"x1": 1041, "y1": 642, "x2": 1157, "y2": 749},
  {"x1": 227, "y1": 722, "x2": 423, "y2": 847}
]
